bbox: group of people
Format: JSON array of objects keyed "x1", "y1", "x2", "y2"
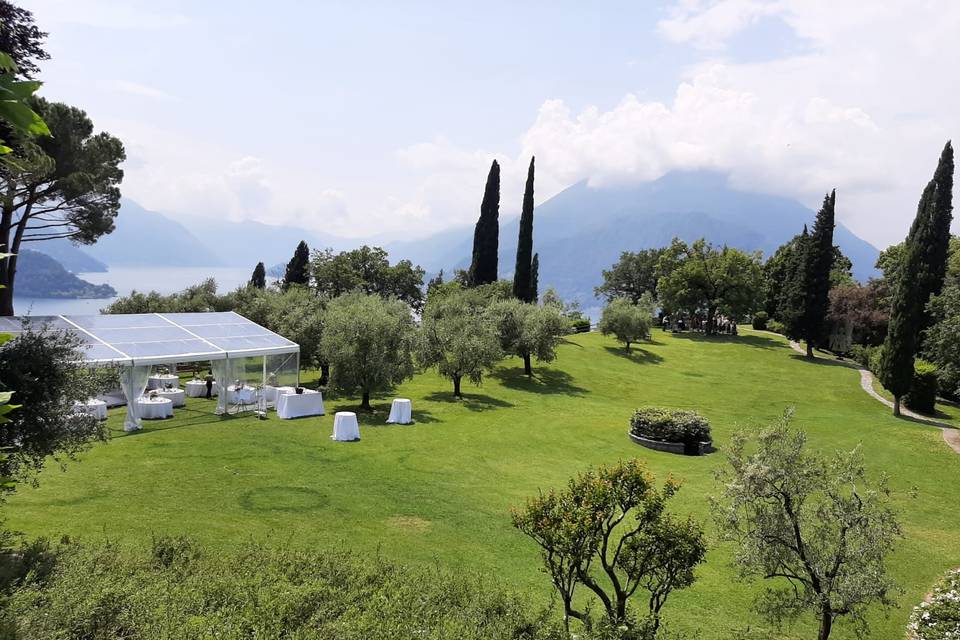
[{"x1": 661, "y1": 315, "x2": 739, "y2": 335}]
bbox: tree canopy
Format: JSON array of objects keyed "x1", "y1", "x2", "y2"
[
  {"x1": 310, "y1": 245, "x2": 425, "y2": 312},
  {"x1": 598, "y1": 294, "x2": 654, "y2": 351},
  {"x1": 0, "y1": 0, "x2": 49, "y2": 79},
  {"x1": 468, "y1": 160, "x2": 500, "y2": 286},
  {"x1": 249, "y1": 262, "x2": 266, "y2": 289},
  {"x1": 512, "y1": 156, "x2": 536, "y2": 302},
  {"x1": 282, "y1": 240, "x2": 310, "y2": 290},
  {"x1": 488, "y1": 298, "x2": 568, "y2": 376},
  {"x1": 595, "y1": 248, "x2": 666, "y2": 304}
]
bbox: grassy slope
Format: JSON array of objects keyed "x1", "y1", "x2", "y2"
[{"x1": 6, "y1": 329, "x2": 960, "y2": 638}]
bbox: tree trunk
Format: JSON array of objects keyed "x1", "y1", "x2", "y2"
[
  {"x1": 523, "y1": 352, "x2": 532, "y2": 376},
  {"x1": 818, "y1": 610, "x2": 833, "y2": 640},
  {"x1": 706, "y1": 307, "x2": 716, "y2": 335},
  {"x1": 453, "y1": 375, "x2": 462, "y2": 398},
  {"x1": 893, "y1": 395, "x2": 901, "y2": 417},
  {"x1": 361, "y1": 390, "x2": 371, "y2": 411},
  {"x1": 625, "y1": 341, "x2": 631, "y2": 352},
  {"x1": 319, "y1": 363, "x2": 330, "y2": 386},
  {"x1": 806, "y1": 341, "x2": 814, "y2": 358},
  {"x1": 0, "y1": 281, "x2": 12, "y2": 317}
]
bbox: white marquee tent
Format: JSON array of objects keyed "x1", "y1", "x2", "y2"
[{"x1": 0, "y1": 312, "x2": 300, "y2": 431}]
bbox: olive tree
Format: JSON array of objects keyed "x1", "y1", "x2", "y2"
[
  {"x1": 487, "y1": 299, "x2": 568, "y2": 376},
  {"x1": 320, "y1": 292, "x2": 416, "y2": 410},
  {"x1": 711, "y1": 410, "x2": 902, "y2": 640},
  {"x1": 418, "y1": 289, "x2": 501, "y2": 398},
  {"x1": 598, "y1": 293, "x2": 655, "y2": 351},
  {"x1": 512, "y1": 459, "x2": 706, "y2": 634}
]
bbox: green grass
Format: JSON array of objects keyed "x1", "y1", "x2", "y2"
[{"x1": 6, "y1": 329, "x2": 960, "y2": 638}]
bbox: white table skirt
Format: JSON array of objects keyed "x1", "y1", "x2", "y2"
[
  {"x1": 331, "y1": 411, "x2": 360, "y2": 441},
  {"x1": 264, "y1": 385, "x2": 296, "y2": 404},
  {"x1": 185, "y1": 380, "x2": 216, "y2": 397},
  {"x1": 154, "y1": 388, "x2": 185, "y2": 407},
  {"x1": 386, "y1": 398, "x2": 412, "y2": 424},
  {"x1": 225, "y1": 385, "x2": 256, "y2": 405},
  {"x1": 74, "y1": 399, "x2": 108, "y2": 420},
  {"x1": 276, "y1": 389, "x2": 324, "y2": 419},
  {"x1": 147, "y1": 374, "x2": 180, "y2": 390},
  {"x1": 137, "y1": 397, "x2": 173, "y2": 419}
]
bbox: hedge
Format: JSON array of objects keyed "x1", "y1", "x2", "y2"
[
  {"x1": 630, "y1": 407, "x2": 712, "y2": 446},
  {"x1": 905, "y1": 359, "x2": 939, "y2": 414},
  {"x1": 751, "y1": 312, "x2": 768, "y2": 331}
]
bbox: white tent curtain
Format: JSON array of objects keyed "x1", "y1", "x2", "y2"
[
  {"x1": 121, "y1": 365, "x2": 151, "y2": 431},
  {"x1": 213, "y1": 357, "x2": 236, "y2": 415}
]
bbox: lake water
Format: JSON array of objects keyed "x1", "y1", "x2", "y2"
[{"x1": 13, "y1": 266, "x2": 251, "y2": 316}]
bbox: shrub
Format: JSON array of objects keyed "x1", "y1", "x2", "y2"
[
  {"x1": 3, "y1": 540, "x2": 564, "y2": 640},
  {"x1": 630, "y1": 407, "x2": 712, "y2": 445},
  {"x1": 570, "y1": 318, "x2": 591, "y2": 334},
  {"x1": 767, "y1": 319, "x2": 785, "y2": 335},
  {"x1": 751, "y1": 312, "x2": 769, "y2": 331},
  {"x1": 908, "y1": 568, "x2": 960, "y2": 640},
  {"x1": 849, "y1": 343, "x2": 878, "y2": 369},
  {"x1": 904, "y1": 359, "x2": 939, "y2": 414}
]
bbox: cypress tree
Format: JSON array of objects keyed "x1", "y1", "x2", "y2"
[
  {"x1": 283, "y1": 240, "x2": 310, "y2": 290},
  {"x1": 513, "y1": 156, "x2": 536, "y2": 302},
  {"x1": 250, "y1": 262, "x2": 266, "y2": 289},
  {"x1": 468, "y1": 160, "x2": 500, "y2": 286},
  {"x1": 779, "y1": 226, "x2": 809, "y2": 341},
  {"x1": 879, "y1": 182, "x2": 938, "y2": 415},
  {"x1": 801, "y1": 190, "x2": 837, "y2": 357},
  {"x1": 927, "y1": 141, "x2": 954, "y2": 299},
  {"x1": 530, "y1": 253, "x2": 539, "y2": 303}
]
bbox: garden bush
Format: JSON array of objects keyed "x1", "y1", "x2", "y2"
[
  {"x1": 849, "y1": 343, "x2": 878, "y2": 370},
  {"x1": 908, "y1": 569, "x2": 960, "y2": 640},
  {"x1": 1, "y1": 538, "x2": 566, "y2": 640},
  {"x1": 905, "y1": 360, "x2": 939, "y2": 414},
  {"x1": 570, "y1": 318, "x2": 591, "y2": 334},
  {"x1": 751, "y1": 312, "x2": 768, "y2": 331},
  {"x1": 630, "y1": 407, "x2": 712, "y2": 446},
  {"x1": 766, "y1": 320, "x2": 785, "y2": 335}
]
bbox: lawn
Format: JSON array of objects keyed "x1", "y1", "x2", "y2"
[{"x1": 6, "y1": 328, "x2": 960, "y2": 639}]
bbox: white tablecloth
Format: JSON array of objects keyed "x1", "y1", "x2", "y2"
[
  {"x1": 147, "y1": 374, "x2": 180, "y2": 390},
  {"x1": 264, "y1": 385, "x2": 296, "y2": 404},
  {"x1": 185, "y1": 380, "x2": 216, "y2": 397},
  {"x1": 331, "y1": 411, "x2": 360, "y2": 441},
  {"x1": 386, "y1": 398, "x2": 412, "y2": 424},
  {"x1": 137, "y1": 397, "x2": 173, "y2": 419},
  {"x1": 276, "y1": 389, "x2": 324, "y2": 419},
  {"x1": 154, "y1": 388, "x2": 185, "y2": 407},
  {"x1": 74, "y1": 399, "x2": 107, "y2": 420}
]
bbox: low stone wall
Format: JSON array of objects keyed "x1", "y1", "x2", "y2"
[{"x1": 628, "y1": 432, "x2": 713, "y2": 456}]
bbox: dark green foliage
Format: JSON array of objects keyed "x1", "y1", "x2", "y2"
[
  {"x1": 801, "y1": 190, "x2": 838, "y2": 354},
  {"x1": 0, "y1": 1, "x2": 48, "y2": 79},
  {"x1": 923, "y1": 279, "x2": 960, "y2": 398},
  {"x1": 630, "y1": 407, "x2": 712, "y2": 445},
  {"x1": 849, "y1": 344, "x2": 882, "y2": 373},
  {"x1": 468, "y1": 160, "x2": 500, "y2": 286},
  {"x1": 0, "y1": 324, "x2": 110, "y2": 482},
  {"x1": 310, "y1": 245, "x2": 425, "y2": 312},
  {"x1": 596, "y1": 248, "x2": 666, "y2": 304},
  {"x1": 751, "y1": 312, "x2": 768, "y2": 331},
  {"x1": 282, "y1": 240, "x2": 310, "y2": 290},
  {"x1": 249, "y1": 261, "x2": 266, "y2": 289},
  {"x1": 513, "y1": 156, "x2": 536, "y2": 302},
  {"x1": 766, "y1": 319, "x2": 785, "y2": 335},
  {"x1": 926, "y1": 141, "x2": 954, "y2": 299},
  {"x1": 880, "y1": 181, "x2": 939, "y2": 410},
  {"x1": 570, "y1": 318, "x2": 591, "y2": 334},
  {"x1": 530, "y1": 252, "x2": 539, "y2": 303},
  {"x1": 778, "y1": 227, "x2": 809, "y2": 341},
  {"x1": 2, "y1": 539, "x2": 563, "y2": 640},
  {"x1": 904, "y1": 360, "x2": 939, "y2": 414}
]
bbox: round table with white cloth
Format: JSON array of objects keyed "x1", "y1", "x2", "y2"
[
  {"x1": 225, "y1": 385, "x2": 257, "y2": 406},
  {"x1": 386, "y1": 398, "x2": 412, "y2": 424},
  {"x1": 264, "y1": 385, "x2": 296, "y2": 404},
  {"x1": 276, "y1": 389, "x2": 324, "y2": 419},
  {"x1": 147, "y1": 374, "x2": 180, "y2": 390},
  {"x1": 185, "y1": 380, "x2": 216, "y2": 397},
  {"x1": 153, "y1": 387, "x2": 185, "y2": 407},
  {"x1": 137, "y1": 396, "x2": 173, "y2": 420},
  {"x1": 331, "y1": 411, "x2": 360, "y2": 441},
  {"x1": 74, "y1": 399, "x2": 107, "y2": 421}
]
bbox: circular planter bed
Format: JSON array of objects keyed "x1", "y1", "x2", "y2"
[
  {"x1": 628, "y1": 431, "x2": 713, "y2": 456},
  {"x1": 628, "y1": 407, "x2": 714, "y2": 456}
]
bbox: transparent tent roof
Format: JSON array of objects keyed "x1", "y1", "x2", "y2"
[{"x1": 0, "y1": 312, "x2": 299, "y2": 366}]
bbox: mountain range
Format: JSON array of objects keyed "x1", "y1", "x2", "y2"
[{"x1": 29, "y1": 171, "x2": 882, "y2": 305}]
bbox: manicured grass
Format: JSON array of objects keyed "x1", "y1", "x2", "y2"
[{"x1": 6, "y1": 329, "x2": 960, "y2": 638}]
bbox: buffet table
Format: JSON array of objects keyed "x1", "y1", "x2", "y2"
[
  {"x1": 264, "y1": 385, "x2": 296, "y2": 405},
  {"x1": 276, "y1": 389, "x2": 324, "y2": 419}
]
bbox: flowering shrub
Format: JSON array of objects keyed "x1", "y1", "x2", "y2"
[
  {"x1": 909, "y1": 569, "x2": 960, "y2": 639},
  {"x1": 630, "y1": 407, "x2": 712, "y2": 445}
]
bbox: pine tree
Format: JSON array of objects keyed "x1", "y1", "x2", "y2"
[
  {"x1": 513, "y1": 156, "x2": 536, "y2": 302},
  {"x1": 801, "y1": 190, "x2": 837, "y2": 357},
  {"x1": 250, "y1": 262, "x2": 266, "y2": 289},
  {"x1": 468, "y1": 160, "x2": 500, "y2": 286},
  {"x1": 779, "y1": 227, "x2": 809, "y2": 341},
  {"x1": 530, "y1": 253, "x2": 539, "y2": 304},
  {"x1": 283, "y1": 240, "x2": 310, "y2": 290},
  {"x1": 879, "y1": 182, "x2": 938, "y2": 415}
]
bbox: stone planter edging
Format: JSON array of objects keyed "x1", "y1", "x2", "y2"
[{"x1": 628, "y1": 431, "x2": 714, "y2": 456}]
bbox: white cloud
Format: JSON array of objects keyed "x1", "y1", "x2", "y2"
[
  {"x1": 112, "y1": 81, "x2": 175, "y2": 101},
  {"x1": 658, "y1": 0, "x2": 785, "y2": 50}
]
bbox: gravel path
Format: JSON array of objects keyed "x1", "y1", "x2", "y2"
[{"x1": 787, "y1": 340, "x2": 960, "y2": 455}]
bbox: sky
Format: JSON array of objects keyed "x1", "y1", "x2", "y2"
[{"x1": 20, "y1": 0, "x2": 960, "y2": 249}]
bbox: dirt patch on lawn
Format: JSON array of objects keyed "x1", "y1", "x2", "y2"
[{"x1": 386, "y1": 516, "x2": 432, "y2": 533}]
